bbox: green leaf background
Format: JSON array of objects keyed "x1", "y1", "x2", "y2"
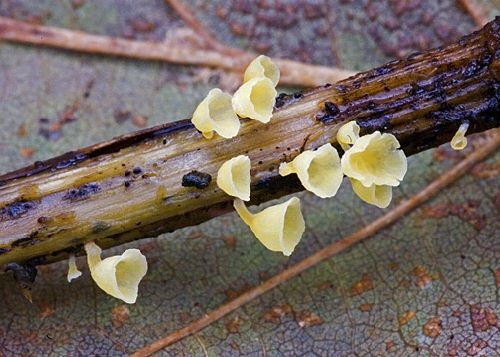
[{"x1": 0, "y1": 1, "x2": 498, "y2": 355}]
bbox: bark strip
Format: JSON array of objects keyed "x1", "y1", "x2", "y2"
[{"x1": 0, "y1": 19, "x2": 498, "y2": 267}]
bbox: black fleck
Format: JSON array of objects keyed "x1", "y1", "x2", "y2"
[
  {"x1": 132, "y1": 167, "x2": 142, "y2": 175},
  {"x1": 182, "y1": 170, "x2": 212, "y2": 189},
  {"x1": 63, "y1": 182, "x2": 100, "y2": 201}
]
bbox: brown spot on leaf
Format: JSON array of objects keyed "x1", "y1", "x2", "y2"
[
  {"x1": 128, "y1": 18, "x2": 157, "y2": 33},
  {"x1": 421, "y1": 201, "x2": 486, "y2": 230},
  {"x1": 386, "y1": 340, "x2": 396, "y2": 351},
  {"x1": 111, "y1": 305, "x2": 130, "y2": 328},
  {"x1": 388, "y1": 262, "x2": 400, "y2": 271},
  {"x1": 423, "y1": 317, "x2": 441, "y2": 338},
  {"x1": 17, "y1": 123, "x2": 28, "y2": 137},
  {"x1": 465, "y1": 339, "x2": 487, "y2": 356},
  {"x1": 350, "y1": 273, "x2": 374, "y2": 296},
  {"x1": 263, "y1": 304, "x2": 293, "y2": 324},
  {"x1": 71, "y1": 0, "x2": 85, "y2": 9},
  {"x1": 222, "y1": 235, "x2": 236, "y2": 248},
  {"x1": 20, "y1": 147, "x2": 36, "y2": 158},
  {"x1": 317, "y1": 281, "x2": 333, "y2": 290},
  {"x1": 412, "y1": 265, "x2": 434, "y2": 289},
  {"x1": 359, "y1": 303, "x2": 374, "y2": 312},
  {"x1": 399, "y1": 278, "x2": 411, "y2": 288},
  {"x1": 398, "y1": 311, "x2": 416, "y2": 325},
  {"x1": 495, "y1": 268, "x2": 500, "y2": 287},
  {"x1": 225, "y1": 316, "x2": 240, "y2": 333},
  {"x1": 470, "y1": 305, "x2": 499, "y2": 332},
  {"x1": 114, "y1": 110, "x2": 131, "y2": 124},
  {"x1": 471, "y1": 161, "x2": 500, "y2": 179},
  {"x1": 295, "y1": 310, "x2": 323, "y2": 328},
  {"x1": 132, "y1": 115, "x2": 148, "y2": 128},
  {"x1": 39, "y1": 302, "x2": 55, "y2": 318},
  {"x1": 433, "y1": 146, "x2": 464, "y2": 161}
]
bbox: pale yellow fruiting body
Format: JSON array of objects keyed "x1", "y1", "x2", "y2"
[
  {"x1": 450, "y1": 122, "x2": 469, "y2": 150},
  {"x1": 232, "y1": 77, "x2": 277, "y2": 123},
  {"x1": 217, "y1": 155, "x2": 251, "y2": 201},
  {"x1": 337, "y1": 121, "x2": 360, "y2": 151},
  {"x1": 84, "y1": 242, "x2": 148, "y2": 304},
  {"x1": 350, "y1": 179, "x2": 392, "y2": 208},
  {"x1": 191, "y1": 88, "x2": 240, "y2": 139},
  {"x1": 279, "y1": 143, "x2": 343, "y2": 198},
  {"x1": 233, "y1": 198, "x2": 305, "y2": 256},
  {"x1": 341, "y1": 131, "x2": 407, "y2": 187},
  {"x1": 243, "y1": 55, "x2": 280, "y2": 86},
  {"x1": 67, "y1": 254, "x2": 82, "y2": 282}
]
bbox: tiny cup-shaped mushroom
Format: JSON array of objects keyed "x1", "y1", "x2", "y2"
[
  {"x1": 450, "y1": 122, "x2": 469, "y2": 150},
  {"x1": 217, "y1": 155, "x2": 251, "y2": 201},
  {"x1": 67, "y1": 254, "x2": 82, "y2": 282},
  {"x1": 191, "y1": 88, "x2": 240, "y2": 139},
  {"x1": 341, "y1": 131, "x2": 407, "y2": 187},
  {"x1": 233, "y1": 197, "x2": 305, "y2": 256},
  {"x1": 232, "y1": 77, "x2": 277, "y2": 123},
  {"x1": 350, "y1": 179, "x2": 392, "y2": 208},
  {"x1": 337, "y1": 121, "x2": 360, "y2": 151},
  {"x1": 279, "y1": 143, "x2": 343, "y2": 198},
  {"x1": 85, "y1": 242, "x2": 147, "y2": 304},
  {"x1": 243, "y1": 55, "x2": 280, "y2": 86}
]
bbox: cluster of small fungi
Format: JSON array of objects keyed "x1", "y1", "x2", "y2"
[{"x1": 72, "y1": 56, "x2": 468, "y2": 303}]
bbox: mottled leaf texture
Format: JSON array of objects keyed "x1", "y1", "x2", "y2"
[{"x1": 0, "y1": 1, "x2": 498, "y2": 356}]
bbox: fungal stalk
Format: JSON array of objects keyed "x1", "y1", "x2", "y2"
[
  {"x1": 450, "y1": 121, "x2": 469, "y2": 150},
  {"x1": 233, "y1": 198, "x2": 305, "y2": 256},
  {"x1": 67, "y1": 254, "x2": 82, "y2": 282}
]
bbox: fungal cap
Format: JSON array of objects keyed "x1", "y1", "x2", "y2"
[
  {"x1": 67, "y1": 254, "x2": 82, "y2": 282},
  {"x1": 191, "y1": 88, "x2": 240, "y2": 139},
  {"x1": 85, "y1": 242, "x2": 148, "y2": 304},
  {"x1": 217, "y1": 155, "x2": 251, "y2": 201},
  {"x1": 232, "y1": 77, "x2": 277, "y2": 123},
  {"x1": 350, "y1": 179, "x2": 392, "y2": 208},
  {"x1": 450, "y1": 122, "x2": 469, "y2": 150},
  {"x1": 341, "y1": 131, "x2": 407, "y2": 187},
  {"x1": 233, "y1": 197, "x2": 305, "y2": 256},
  {"x1": 243, "y1": 55, "x2": 280, "y2": 86},
  {"x1": 337, "y1": 121, "x2": 360, "y2": 151},
  {"x1": 279, "y1": 143, "x2": 343, "y2": 198}
]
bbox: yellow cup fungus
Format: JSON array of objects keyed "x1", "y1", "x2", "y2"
[
  {"x1": 450, "y1": 121, "x2": 469, "y2": 150},
  {"x1": 232, "y1": 77, "x2": 277, "y2": 123},
  {"x1": 279, "y1": 143, "x2": 343, "y2": 198},
  {"x1": 217, "y1": 155, "x2": 251, "y2": 201},
  {"x1": 191, "y1": 88, "x2": 240, "y2": 139},
  {"x1": 350, "y1": 179, "x2": 392, "y2": 208},
  {"x1": 233, "y1": 197, "x2": 305, "y2": 256},
  {"x1": 341, "y1": 131, "x2": 407, "y2": 187},
  {"x1": 67, "y1": 254, "x2": 82, "y2": 282},
  {"x1": 84, "y1": 242, "x2": 148, "y2": 304},
  {"x1": 337, "y1": 121, "x2": 360, "y2": 151},
  {"x1": 243, "y1": 55, "x2": 280, "y2": 86}
]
